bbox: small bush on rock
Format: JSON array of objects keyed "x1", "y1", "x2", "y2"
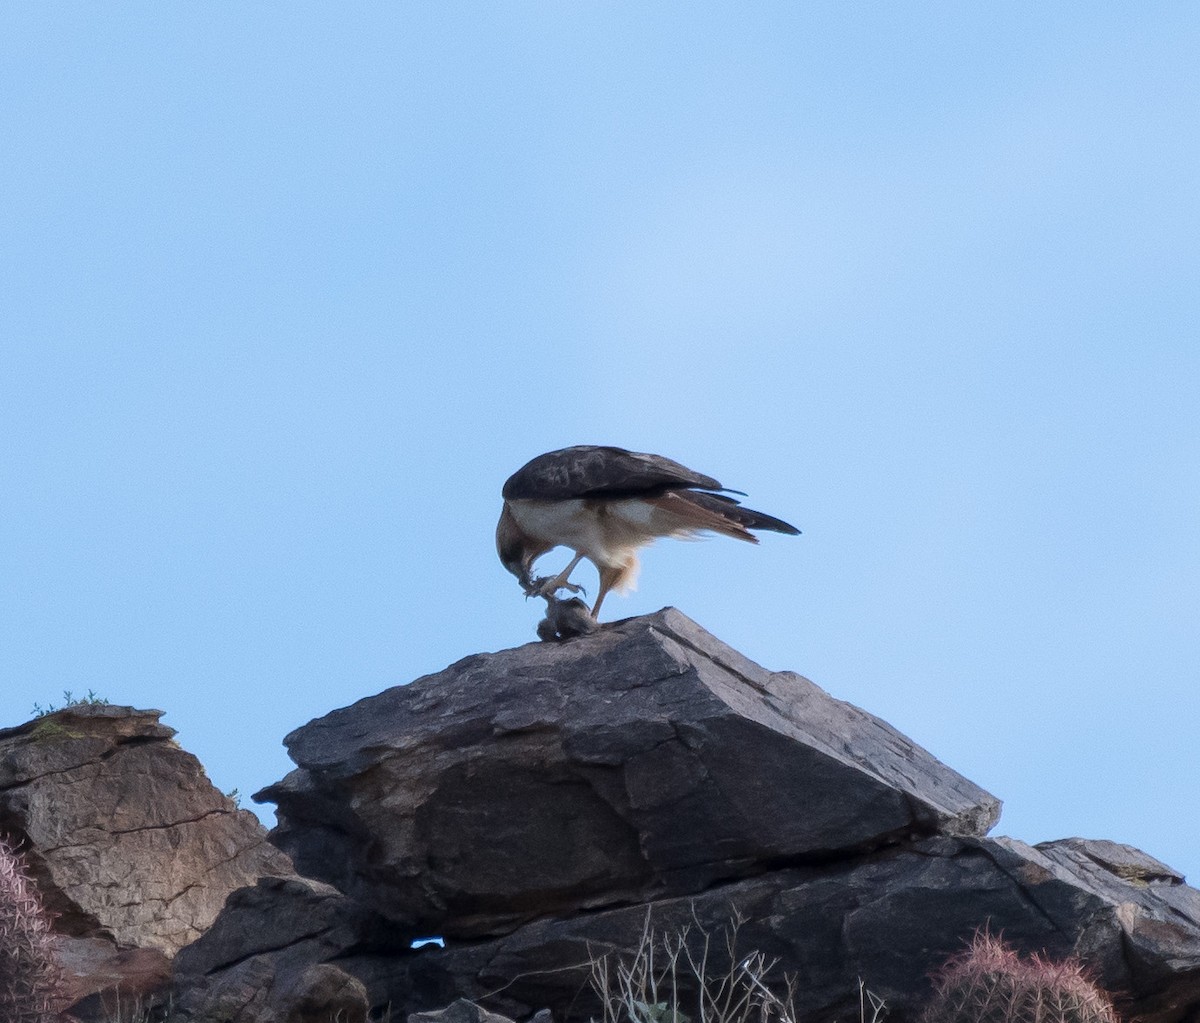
[
  {"x1": 921, "y1": 931, "x2": 1118, "y2": 1023},
  {"x1": 0, "y1": 835, "x2": 62, "y2": 1023},
  {"x1": 31, "y1": 688, "x2": 110, "y2": 718}
]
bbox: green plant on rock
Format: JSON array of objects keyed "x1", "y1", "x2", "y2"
[
  {"x1": 0, "y1": 835, "x2": 62, "y2": 1023},
  {"x1": 920, "y1": 931, "x2": 1118, "y2": 1023},
  {"x1": 32, "y1": 687, "x2": 110, "y2": 718}
]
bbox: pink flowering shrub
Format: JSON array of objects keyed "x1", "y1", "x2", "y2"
[
  {"x1": 0, "y1": 836, "x2": 62, "y2": 1023},
  {"x1": 921, "y1": 931, "x2": 1118, "y2": 1023}
]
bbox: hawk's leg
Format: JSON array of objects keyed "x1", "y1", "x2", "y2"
[
  {"x1": 591, "y1": 577, "x2": 613, "y2": 619},
  {"x1": 528, "y1": 552, "x2": 587, "y2": 599},
  {"x1": 591, "y1": 561, "x2": 632, "y2": 620}
]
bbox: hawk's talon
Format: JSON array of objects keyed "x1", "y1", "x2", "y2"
[{"x1": 527, "y1": 575, "x2": 586, "y2": 599}]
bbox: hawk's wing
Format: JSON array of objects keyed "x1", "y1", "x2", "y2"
[
  {"x1": 502, "y1": 445, "x2": 724, "y2": 501},
  {"x1": 678, "y1": 490, "x2": 800, "y2": 536}
]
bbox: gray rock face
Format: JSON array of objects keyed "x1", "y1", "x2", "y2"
[
  {"x1": 0, "y1": 704, "x2": 294, "y2": 1017},
  {"x1": 257, "y1": 608, "x2": 1000, "y2": 938},
  {"x1": 57, "y1": 943, "x2": 172, "y2": 1023},
  {"x1": 173, "y1": 874, "x2": 387, "y2": 983},
  {"x1": 409, "y1": 998, "x2": 525, "y2": 1023},
  {"x1": 165, "y1": 608, "x2": 1200, "y2": 1023},
  {"x1": 172, "y1": 875, "x2": 416, "y2": 1023},
  {"x1": 172, "y1": 956, "x2": 371, "y2": 1023},
  {"x1": 171, "y1": 834, "x2": 1200, "y2": 1023},
  {"x1": 368, "y1": 835, "x2": 1200, "y2": 1023}
]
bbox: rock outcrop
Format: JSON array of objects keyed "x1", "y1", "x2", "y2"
[
  {"x1": 258, "y1": 608, "x2": 999, "y2": 938},
  {"x1": 0, "y1": 703, "x2": 294, "y2": 1018},
  {"x1": 370, "y1": 835, "x2": 1200, "y2": 1023},
  {"x1": 169, "y1": 609, "x2": 1200, "y2": 1023},
  {"x1": 173, "y1": 832, "x2": 1200, "y2": 1022}
]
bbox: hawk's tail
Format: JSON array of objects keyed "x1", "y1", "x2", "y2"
[{"x1": 657, "y1": 490, "x2": 801, "y2": 542}]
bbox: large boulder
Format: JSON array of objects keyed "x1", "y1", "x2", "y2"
[
  {"x1": 0, "y1": 703, "x2": 294, "y2": 1017},
  {"x1": 256, "y1": 608, "x2": 1000, "y2": 939}
]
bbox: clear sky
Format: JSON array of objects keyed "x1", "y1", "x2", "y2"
[{"x1": 3, "y1": 5, "x2": 1198, "y2": 880}]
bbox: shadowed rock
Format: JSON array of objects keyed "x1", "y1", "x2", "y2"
[
  {"x1": 171, "y1": 875, "x2": 423, "y2": 1023},
  {"x1": 171, "y1": 834, "x2": 1200, "y2": 1023},
  {"x1": 365, "y1": 835, "x2": 1200, "y2": 1023},
  {"x1": 256, "y1": 608, "x2": 1000, "y2": 938},
  {"x1": 410, "y1": 999, "x2": 528, "y2": 1023}
]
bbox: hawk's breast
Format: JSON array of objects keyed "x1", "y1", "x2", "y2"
[{"x1": 506, "y1": 497, "x2": 664, "y2": 569}]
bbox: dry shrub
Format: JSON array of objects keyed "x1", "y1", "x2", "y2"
[{"x1": 588, "y1": 911, "x2": 814, "y2": 1023}]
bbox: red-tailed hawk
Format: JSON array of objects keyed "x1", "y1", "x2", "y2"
[{"x1": 496, "y1": 445, "x2": 800, "y2": 619}]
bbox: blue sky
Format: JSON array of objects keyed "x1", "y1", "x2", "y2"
[{"x1": 3, "y1": 5, "x2": 1198, "y2": 880}]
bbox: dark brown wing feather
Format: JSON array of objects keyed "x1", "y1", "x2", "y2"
[
  {"x1": 677, "y1": 490, "x2": 801, "y2": 535},
  {"x1": 502, "y1": 445, "x2": 724, "y2": 500}
]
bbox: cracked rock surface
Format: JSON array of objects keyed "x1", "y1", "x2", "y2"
[
  {"x1": 256, "y1": 607, "x2": 1000, "y2": 938},
  {"x1": 169, "y1": 836, "x2": 1200, "y2": 1023},
  {"x1": 171, "y1": 609, "x2": 1200, "y2": 1023},
  {"x1": 362, "y1": 834, "x2": 1200, "y2": 1023},
  {"x1": 0, "y1": 704, "x2": 293, "y2": 1016},
  {"x1": 171, "y1": 875, "x2": 394, "y2": 1023}
]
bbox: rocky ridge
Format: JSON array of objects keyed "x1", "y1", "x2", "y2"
[
  {"x1": 6, "y1": 611, "x2": 1200, "y2": 1023},
  {"x1": 171, "y1": 609, "x2": 1200, "y2": 1023}
]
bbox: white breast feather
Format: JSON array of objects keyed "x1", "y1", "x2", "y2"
[{"x1": 508, "y1": 497, "x2": 674, "y2": 578}]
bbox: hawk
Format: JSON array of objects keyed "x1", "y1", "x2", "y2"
[{"x1": 496, "y1": 445, "x2": 800, "y2": 619}]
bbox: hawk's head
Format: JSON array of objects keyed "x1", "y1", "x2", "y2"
[{"x1": 495, "y1": 503, "x2": 550, "y2": 594}]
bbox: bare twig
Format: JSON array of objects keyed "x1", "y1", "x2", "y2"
[{"x1": 588, "y1": 908, "x2": 808, "y2": 1023}]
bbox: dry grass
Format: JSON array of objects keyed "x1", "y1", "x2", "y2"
[{"x1": 588, "y1": 909, "x2": 885, "y2": 1023}]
